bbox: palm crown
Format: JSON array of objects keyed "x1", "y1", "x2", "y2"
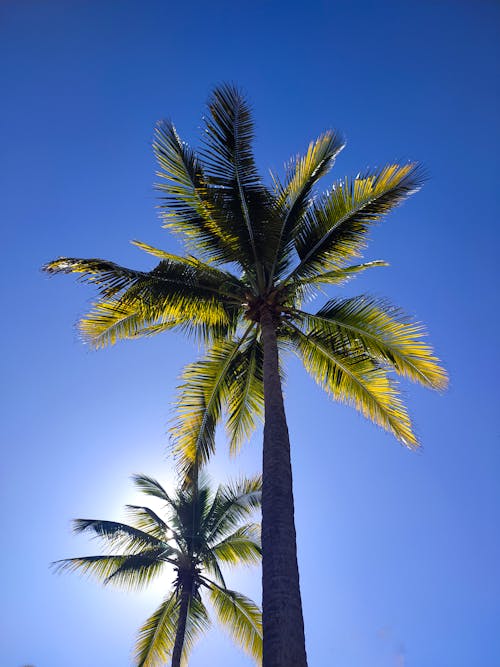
[
  {"x1": 44, "y1": 84, "x2": 446, "y2": 468},
  {"x1": 53, "y1": 473, "x2": 262, "y2": 667}
]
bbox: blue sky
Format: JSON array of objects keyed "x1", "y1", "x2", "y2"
[{"x1": 1, "y1": 1, "x2": 499, "y2": 666}]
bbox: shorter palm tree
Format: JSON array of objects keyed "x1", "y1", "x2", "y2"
[{"x1": 53, "y1": 473, "x2": 262, "y2": 667}]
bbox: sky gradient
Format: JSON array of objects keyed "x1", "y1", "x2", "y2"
[{"x1": 1, "y1": 1, "x2": 499, "y2": 666}]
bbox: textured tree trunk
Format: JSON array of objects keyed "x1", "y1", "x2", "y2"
[
  {"x1": 171, "y1": 589, "x2": 190, "y2": 667},
  {"x1": 260, "y1": 306, "x2": 308, "y2": 667}
]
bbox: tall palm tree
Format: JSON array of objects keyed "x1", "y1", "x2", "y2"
[
  {"x1": 44, "y1": 84, "x2": 447, "y2": 667},
  {"x1": 53, "y1": 473, "x2": 262, "y2": 667}
]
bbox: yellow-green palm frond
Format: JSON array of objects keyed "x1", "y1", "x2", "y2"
[
  {"x1": 135, "y1": 592, "x2": 179, "y2": 667},
  {"x1": 270, "y1": 130, "x2": 345, "y2": 281},
  {"x1": 135, "y1": 593, "x2": 210, "y2": 667},
  {"x1": 52, "y1": 552, "x2": 167, "y2": 590},
  {"x1": 154, "y1": 120, "x2": 242, "y2": 266},
  {"x1": 43, "y1": 256, "x2": 243, "y2": 342},
  {"x1": 78, "y1": 299, "x2": 178, "y2": 349},
  {"x1": 297, "y1": 297, "x2": 447, "y2": 390},
  {"x1": 287, "y1": 163, "x2": 424, "y2": 281},
  {"x1": 286, "y1": 321, "x2": 417, "y2": 447},
  {"x1": 172, "y1": 326, "x2": 257, "y2": 478},
  {"x1": 206, "y1": 581, "x2": 262, "y2": 663},
  {"x1": 225, "y1": 333, "x2": 264, "y2": 455},
  {"x1": 71, "y1": 518, "x2": 166, "y2": 553},
  {"x1": 207, "y1": 523, "x2": 261, "y2": 567},
  {"x1": 290, "y1": 260, "x2": 388, "y2": 293}
]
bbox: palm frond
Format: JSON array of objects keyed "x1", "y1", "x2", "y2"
[
  {"x1": 153, "y1": 120, "x2": 242, "y2": 266},
  {"x1": 269, "y1": 130, "x2": 345, "y2": 281},
  {"x1": 204, "y1": 476, "x2": 262, "y2": 544},
  {"x1": 206, "y1": 581, "x2": 262, "y2": 663},
  {"x1": 287, "y1": 163, "x2": 424, "y2": 281},
  {"x1": 225, "y1": 332, "x2": 264, "y2": 454},
  {"x1": 296, "y1": 297, "x2": 447, "y2": 389},
  {"x1": 286, "y1": 320, "x2": 418, "y2": 446},
  {"x1": 202, "y1": 83, "x2": 276, "y2": 281},
  {"x1": 291, "y1": 260, "x2": 388, "y2": 291},
  {"x1": 172, "y1": 325, "x2": 256, "y2": 478},
  {"x1": 135, "y1": 592, "x2": 179, "y2": 667},
  {"x1": 131, "y1": 474, "x2": 176, "y2": 505},
  {"x1": 125, "y1": 505, "x2": 170, "y2": 540},
  {"x1": 72, "y1": 518, "x2": 165, "y2": 553},
  {"x1": 78, "y1": 299, "x2": 178, "y2": 349},
  {"x1": 52, "y1": 552, "x2": 166, "y2": 589},
  {"x1": 207, "y1": 523, "x2": 261, "y2": 566},
  {"x1": 43, "y1": 256, "x2": 242, "y2": 345}
]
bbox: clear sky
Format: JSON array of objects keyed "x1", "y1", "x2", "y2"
[{"x1": 1, "y1": 1, "x2": 499, "y2": 666}]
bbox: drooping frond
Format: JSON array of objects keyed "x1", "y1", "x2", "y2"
[
  {"x1": 172, "y1": 325, "x2": 257, "y2": 478},
  {"x1": 103, "y1": 551, "x2": 170, "y2": 590},
  {"x1": 72, "y1": 518, "x2": 165, "y2": 553},
  {"x1": 206, "y1": 582, "x2": 262, "y2": 663},
  {"x1": 207, "y1": 523, "x2": 261, "y2": 566},
  {"x1": 288, "y1": 163, "x2": 424, "y2": 281},
  {"x1": 285, "y1": 320, "x2": 417, "y2": 446},
  {"x1": 182, "y1": 597, "x2": 211, "y2": 661},
  {"x1": 296, "y1": 297, "x2": 448, "y2": 389},
  {"x1": 202, "y1": 83, "x2": 276, "y2": 281},
  {"x1": 269, "y1": 130, "x2": 345, "y2": 281},
  {"x1": 78, "y1": 299, "x2": 179, "y2": 348},
  {"x1": 135, "y1": 592, "x2": 180, "y2": 667},
  {"x1": 135, "y1": 593, "x2": 210, "y2": 667},
  {"x1": 153, "y1": 120, "x2": 242, "y2": 266},
  {"x1": 52, "y1": 552, "x2": 166, "y2": 589},
  {"x1": 224, "y1": 332, "x2": 264, "y2": 454},
  {"x1": 43, "y1": 255, "x2": 242, "y2": 345}
]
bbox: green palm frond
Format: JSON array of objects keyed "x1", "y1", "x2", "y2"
[
  {"x1": 202, "y1": 83, "x2": 276, "y2": 280},
  {"x1": 225, "y1": 332, "x2": 264, "y2": 454},
  {"x1": 153, "y1": 120, "x2": 242, "y2": 266},
  {"x1": 206, "y1": 581, "x2": 262, "y2": 663},
  {"x1": 43, "y1": 256, "x2": 241, "y2": 344},
  {"x1": 270, "y1": 130, "x2": 345, "y2": 281},
  {"x1": 208, "y1": 523, "x2": 261, "y2": 566},
  {"x1": 204, "y1": 476, "x2": 262, "y2": 544},
  {"x1": 287, "y1": 163, "x2": 424, "y2": 281},
  {"x1": 286, "y1": 320, "x2": 417, "y2": 446},
  {"x1": 131, "y1": 474, "x2": 175, "y2": 505},
  {"x1": 135, "y1": 592, "x2": 210, "y2": 667},
  {"x1": 296, "y1": 297, "x2": 448, "y2": 390},
  {"x1": 102, "y1": 551, "x2": 170, "y2": 590},
  {"x1": 135, "y1": 592, "x2": 180, "y2": 667},
  {"x1": 78, "y1": 299, "x2": 178, "y2": 349},
  {"x1": 125, "y1": 505, "x2": 170, "y2": 540},
  {"x1": 181, "y1": 596, "x2": 211, "y2": 662},
  {"x1": 52, "y1": 552, "x2": 167, "y2": 589},
  {"x1": 291, "y1": 260, "x2": 388, "y2": 291},
  {"x1": 72, "y1": 518, "x2": 165, "y2": 553},
  {"x1": 172, "y1": 326, "x2": 256, "y2": 477}
]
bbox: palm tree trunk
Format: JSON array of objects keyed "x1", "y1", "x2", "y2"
[
  {"x1": 171, "y1": 589, "x2": 190, "y2": 667},
  {"x1": 260, "y1": 306, "x2": 308, "y2": 667}
]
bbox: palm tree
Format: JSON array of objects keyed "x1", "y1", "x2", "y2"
[
  {"x1": 53, "y1": 473, "x2": 262, "y2": 667},
  {"x1": 44, "y1": 84, "x2": 447, "y2": 667}
]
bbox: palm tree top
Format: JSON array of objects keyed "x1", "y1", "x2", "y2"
[
  {"x1": 43, "y1": 83, "x2": 447, "y2": 469},
  {"x1": 53, "y1": 472, "x2": 262, "y2": 666}
]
